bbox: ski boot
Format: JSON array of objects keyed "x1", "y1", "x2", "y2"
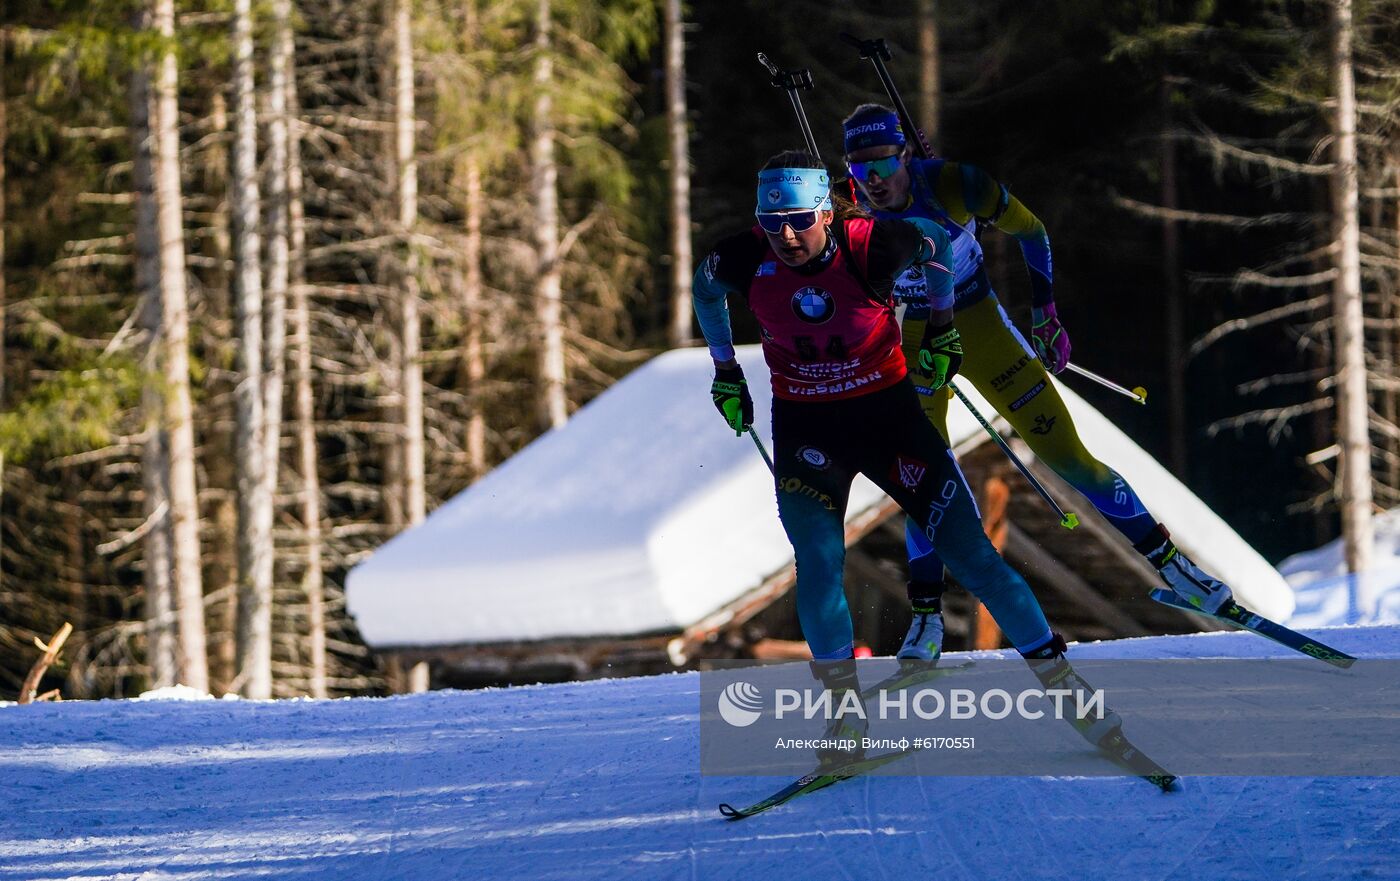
[
  {"x1": 1020, "y1": 633, "x2": 1177, "y2": 789},
  {"x1": 1020, "y1": 633, "x2": 1122, "y2": 747},
  {"x1": 897, "y1": 581, "x2": 945, "y2": 661},
  {"x1": 1138, "y1": 526, "x2": 1233, "y2": 614},
  {"x1": 809, "y1": 659, "x2": 868, "y2": 769}
]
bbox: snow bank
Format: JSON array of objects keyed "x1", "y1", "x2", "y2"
[
  {"x1": 132, "y1": 685, "x2": 245, "y2": 702},
  {"x1": 1280, "y1": 507, "x2": 1400, "y2": 627},
  {"x1": 134, "y1": 684, "x2": 217, "y2": 701}
]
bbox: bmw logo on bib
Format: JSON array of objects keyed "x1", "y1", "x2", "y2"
[{"x1": 791, "y1": 286, "x2": 835, "y2": 324}]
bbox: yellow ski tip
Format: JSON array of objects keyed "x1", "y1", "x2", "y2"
[
  {"x1": 1133, "y1": 387, "x2": 1148, "y2": 405},
  {"x1": 1061, "y1": 513, "x2": 1080, "y2": 529}
]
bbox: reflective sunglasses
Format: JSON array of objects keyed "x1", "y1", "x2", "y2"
[
  {"x1": 846, "y1": 154, "x2": 903, "y2": 183},
  {"x1": 754, "y1": 209, "x2": 821, "y2": 235}
]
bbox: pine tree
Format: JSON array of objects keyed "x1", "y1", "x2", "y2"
[
  {"x1": 532, "y1": 0, "x2": 567, "y2": 429},
  {"x1": 230, "y1": 0, "x2": 273, "y2": 698},
  {"x1": 1328, "y1": 0, "x2": 1374, "y2": 605},
  {"x1": 916, "y1": 0, "x2": 940, "y2": 152},
  {"x1": 279, "y1": 0, "x2": 328, "y2": 699},
  {"x1": 152, "y1": 0, "x2": 208, "y2": 691},
  {"x1": 663, "y1": 0, "x2": 691, "y2": 348},
  {"x1": 394, "y1": 0, "x2": 426, "y2": 524},
  {"x1": 130, "y1": 35, "x2": 178, "y2": 688}
]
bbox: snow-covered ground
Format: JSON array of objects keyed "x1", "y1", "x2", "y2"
[
  {"x1": 1282, "y1": 508, "x2": 1400, "y2": 627},
  {"x1": 4, "y1": 627, "x2": 1398, "y2": 881}
]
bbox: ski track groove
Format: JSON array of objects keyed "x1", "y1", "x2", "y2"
[
  {"x1": 817, "y1": 816, "x2": 860, "y2": 881},
  {"x1": 685, "y1": 837, "x2": 699, "y2": 881},
  {"x1": 925, "y1": 780, "x2": 975, "y2": 881},
  {"x1": 1159, "y1": 779, "x2": 1251, "y2": 881},
  {"x1": 377, "y1": 711, "x2": 414, "y2": 879},
  {"x1": 1013, "y1": 776, "x2": 1063, "y2": 879},
  {"x1": 857, "y1": 778, "x2": 891, "y2": 881},
  {"x1": 909, "y1": 773, "x2": 938, "y2": 876}
]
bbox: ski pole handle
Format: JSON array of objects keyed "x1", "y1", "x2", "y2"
[
  {"x1": 949, "y1": 383, "x2": 1078, "y2": 530},
  {"x1": 756, "y1": 53, "x2": 821, "y2": 161},
  {"x1": 840, "y1": 32, "x2": 931, "y2": 162},
  {"x1": 1065, "y1": 363, "x2": 1147, "y2": 406}
]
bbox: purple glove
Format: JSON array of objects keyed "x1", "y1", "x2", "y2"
[{"x1": 1031, "y1": 303, "x2": 1071, "y2": 374}]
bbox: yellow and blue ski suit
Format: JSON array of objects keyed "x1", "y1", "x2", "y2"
[{"x1": 863, "y1": 158, "x2": 1161, "y2": 599}]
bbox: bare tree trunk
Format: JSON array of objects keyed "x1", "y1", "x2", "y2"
[
  {"x1": 230, "y1": 0, "x2": 272, "y2": 698},
  {"x1": 139, "y1": 352, "x2": 177, "y2": 689},
  {"x1": 64, "y1": 500, "x2": 87, "y2": 698},
  {"x1": 533, "y1": 0, "x2": 567, "y2": 429},
  {"x1": 284, "y1": 0, "x2": 326, "y2": 699},
  {"x1": 203, "y1": 91, "x2": 240, "y2": 694},
  {"x1": 1329, "y1": 0, "x2": 1373, "y2": 614},
  {"x1": 1391, "y1": 146, "x2": 1400, "y2": 495},
  {"x1": 395, "y1": 0, "x2": 426, "y2": 524},
  {"x1": 0, "y1": 30, "x2": 7, "y2": 604},
  {"x1": 0, "y1": 30, "x2": 6, "y2": 410},
  {"x1": 462, "y1": 159, "x2": 487, "y2": 478},
  {"x1": 263, "y1": 0, "x2": 292, "y2": 529},
  {"x1": 131, "y1": 56, "x2": 178, "y2": 689},
  {"x1": 378, "y1": 12, "x2": 405, "y2": 535},
  {"x1": 663, "y1": 0, "x2": 692, "y2": 348},
  {"x1": 381, "y1": 365, "x2": 405, "y2": 530},
  {"x1": 1376, "y1": 194, "x2": 1395, "y2": 502},
  {"x1": 1161, "y1": 75, "x2": 1187, "y2": 475},
  {"x1": 916, "y1": 0, "x2": 940, "y2": 151},
  {"x1": 153, "y1": 0, "x2": 208, "y2": 691}
]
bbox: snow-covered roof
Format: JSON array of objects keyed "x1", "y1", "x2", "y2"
[{"x1": 345, "y1": 345, "x2": 1292, "y2": 648}]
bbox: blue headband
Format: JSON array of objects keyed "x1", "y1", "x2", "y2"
[
  {"x1": 843, "y1": 111, "x2": 906, "y2": 154},
  {"x1": 756, "y1": 167, "x2": 832, "y2": 213}
]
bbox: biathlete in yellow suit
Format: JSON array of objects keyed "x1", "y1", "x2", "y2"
[{"x1": 840, "y1": 104, "x2": 1234, "y2": 659}]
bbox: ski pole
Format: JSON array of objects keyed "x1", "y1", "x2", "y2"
[
  {"x1": 748, "y1": 428, "x2": 775, "y2": 475},
  {"x1": 949, "y1": 383, "x2": 1078, "y2": 530},
  {"x1": 839, "y1": 34, "x2": 931, "y2": 156},
  {"x1": 1066, "y1": 362, "x2": 1147, "y2": 405},
  {"x1": 841, "y1": 31, "x2": 1078, "y2": 530},
  {"x1": 842, "y1": 29, "x2": 1144, "y2": 417},
  {"x1": 750, "y1": 51, "x2": 811, "y2": 481},
  {"x1": 756, "y1": 53, "x2": 821, "y2": 161}
]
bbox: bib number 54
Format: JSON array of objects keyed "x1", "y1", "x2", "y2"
[{"x1": 795, "y1": 335, "x2": 848, "y2": 361}]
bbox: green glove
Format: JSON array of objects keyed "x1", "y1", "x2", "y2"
[
  {"x1": 915, "y1": 324, "x2": 963, "y2": 394},
  {"x1": 711, "y1": 365, "x2": 753, "y2": 436}
]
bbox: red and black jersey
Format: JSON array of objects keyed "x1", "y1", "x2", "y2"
[{"x1": 704, "y1": 216, "x2": 925, "y2": 401}]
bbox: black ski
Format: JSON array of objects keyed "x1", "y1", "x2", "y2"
[
  {"x1": 1149, "y1": 588, "x2": 1356, "y2": 668},
  {"x1": 1094, "y1": 726, "x2": 1178, "y2": 792},
  {"x1": 717, "y1": 745, "x2": 922, "y2": 820},
  {"x1": 718, "y1": 660, "x2": 970, "y2": 820},
  {"x1": 1027, "y1": 647, "x2": 1178, "y2": 791}
]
